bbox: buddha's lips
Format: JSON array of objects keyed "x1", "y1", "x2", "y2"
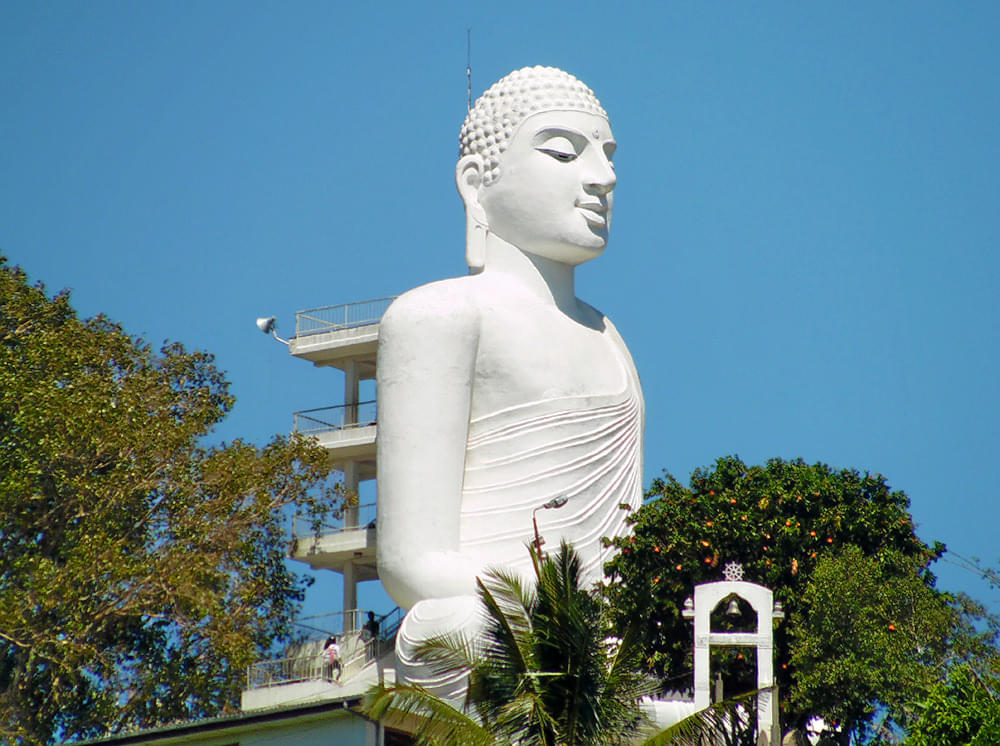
[{"x1": 577, "y1": 203, "x2": 608, "y2": 227}]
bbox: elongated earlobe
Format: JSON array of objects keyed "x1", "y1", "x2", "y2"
[
  {"x1": 456, "y1": 154, "x2": 488, "y2": 273},
  {"x1": 466, "y1": 218, "x2": 487, "y2": 274}
]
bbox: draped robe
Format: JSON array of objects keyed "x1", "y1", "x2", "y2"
[
  {"x1": 394, "y1": 319, "x2": 643, "y2": 697},
  {"x1": 459, "y1": 319, "x2": 643, "y2": 586}
]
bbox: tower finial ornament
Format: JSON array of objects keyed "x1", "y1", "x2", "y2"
[
  {"x1": 466, "y1": 28, "x2": 472, "y2": 112},
  {"x1": 723, "y1": 562, "x2": 745, "y2": 582}
]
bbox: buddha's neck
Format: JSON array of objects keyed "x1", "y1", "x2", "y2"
[{"x1": 482, "y1": 233, "x2": 577, "y2": 313}]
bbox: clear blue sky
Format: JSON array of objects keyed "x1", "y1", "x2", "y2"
[{"x1": 3, "y1": 2, "x2": 998, "y2": 620}]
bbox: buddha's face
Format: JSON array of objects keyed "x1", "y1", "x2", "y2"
[{"x1": 479, "y1": 110, "x2": 616, "y2": 266}]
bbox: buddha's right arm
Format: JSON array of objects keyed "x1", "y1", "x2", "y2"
[{"x1": 375, "y1": 284, "x2": 482, "y2": 609}]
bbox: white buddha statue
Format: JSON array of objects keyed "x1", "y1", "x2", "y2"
[{"x1": 375, "y1": 66, "x2": 644, "y2": 696}]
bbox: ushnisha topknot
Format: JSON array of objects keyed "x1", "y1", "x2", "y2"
[{"x1": 459, "y1": 66, "x2": 608, "y2": 186}]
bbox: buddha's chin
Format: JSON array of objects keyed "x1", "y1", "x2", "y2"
[
  {"x1": 565, "y1": 243, "x2": 607, "y2": 266},
  {"x1": 523, "y1": 237, "x2": 607, "y2": 267}
]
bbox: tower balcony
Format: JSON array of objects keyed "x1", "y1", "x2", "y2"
[
  {"x1": 294, "y1": 401, "x2": 377, "y2": 479},
  {"x1": 289, "y1": 297, "x2": 395, "y2": 373},
  {"x1": 290, "y1": 503, "x2": 378, "y2": 579},
  {"x1": 242, "y1": 607, "x2": 404, "y2": 710}
]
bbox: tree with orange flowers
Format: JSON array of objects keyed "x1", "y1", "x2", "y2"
[{"x1": 603, "y1": 455, "x2": 976, "y2": 743}]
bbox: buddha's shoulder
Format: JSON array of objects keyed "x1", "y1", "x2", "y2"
[{"x1": 382, "y1": 276, "x2": 483, "y2": 330}]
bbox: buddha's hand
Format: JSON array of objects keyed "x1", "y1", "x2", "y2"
[
  {"x1": 379, "y1": 549, "x2": 484, "y2": 610},
  {"x1": 395, "y1": 594, "x2": 485, "y2": 701}
]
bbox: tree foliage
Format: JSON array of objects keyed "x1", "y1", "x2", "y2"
[
  {"x1": 603, "y1": 455, "x2": 952, "y2": 738},
  {"x1": 903, "y1": 663, "x2": 1000, "y2": 745},
  {"x1": 0, "y1": 258, "x2": 337, "y2": 743},
  {"x1": 790, "y1": 547, "x2": 954, "y2": 741},
  {"x1": 366, "y1": 541, "x2": 660, "y2": 746},
  {"x1": 365, "y1": 542, "x2": 766, "y2": 746},
  {"x1": 900, "y1": 567, "x2": 1000, "y2": 745}
]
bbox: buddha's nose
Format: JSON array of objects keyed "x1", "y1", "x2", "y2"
[{"x1": 585, "y1": 155, "x2": 616, "y2": 195}]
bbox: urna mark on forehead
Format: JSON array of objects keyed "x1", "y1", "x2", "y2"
[{"x1": 459, "y1": 66, "x2": 610, "y2": 186}]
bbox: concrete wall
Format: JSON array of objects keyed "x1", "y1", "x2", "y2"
[{"x1": 93, "y1": 706, "x2": 377, "y2": 746}]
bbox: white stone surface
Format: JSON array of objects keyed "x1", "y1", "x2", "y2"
[
  {"x1": 288, "y1": 325, "x2": 379, "y2": 368},
  {"x1": 375, "y1": 67, "x2": 643, "y2": 694},
  {"x1": 640, "y1": 697, "x2": 699, "y2": 731},
  {"x1": 241, "y1": 647, "x2": 395, "y2": 712}
]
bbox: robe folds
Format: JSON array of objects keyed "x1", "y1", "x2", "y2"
[
  {"x1": 460, "y1": 320, "x2": 644, "y2": 588},
  {"x1": 394, "y1": 320, "x2": 644, "y2": 699}
]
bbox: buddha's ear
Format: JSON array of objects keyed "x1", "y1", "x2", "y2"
[
  {"x1": 456, "y1": 154, "x2": 488, "y2": 273},
  {"x1": 456, "y1": 154, "x2": 487, "y2": 221}
]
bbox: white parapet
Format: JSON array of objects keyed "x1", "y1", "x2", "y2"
[
  {"x1": 243, "y1": 637, "x2": 396, "y2": 711},
  {"x1": 290, "y1": 297, "x2": 394, "y2": 371},
  {"x1": 289, "y1": 325, "x2": 379, "y2": 370},
  {"x1": 291, "y1": 525, "x2": 377, "y2": 579}
]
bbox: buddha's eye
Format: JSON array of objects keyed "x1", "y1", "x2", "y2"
[
  {"x1": 537, "y1": 135, "x2": 577, "y2": 163},
  {"x1": 539, "y1": 149, "x2": 576, "y2": 162}
]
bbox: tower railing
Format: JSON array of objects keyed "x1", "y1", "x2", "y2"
[
  {"x1": 293, "y1": 401, "x2": 377, "y2": 434},
  {"x1": 291, "y1": 503, "x2": 377, "y2": 541},
  {"x1": 294, "y1": 297, "x2": 396, "y2": 337},
  {"x1": 245, "y1": 607, "x2": 404, "y2": 690}
]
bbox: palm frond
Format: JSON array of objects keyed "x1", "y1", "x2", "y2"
[
  {"x1": 493, "y1": 688, "x2": 561, "y2": 746},
  {"x1": 604, "y1": 625, "x2": 661, "y2": 704},
  {"x1": 411, "y1": 630, "x2": 479, "y2": 682},
  {"x1": 476, "y1": 575, "x2": 536, "y2": 676},
  {"x1": 362, "y1": 683, "x2": 495, "y2": 746},
  {"x1": 635, "y1": 690, "x2": 768, "y2": 746},
  {"x1": 365, "y1": 542, "x2": 766, "y2": 746},
  {"x1": 481, "y1": 561, "x2": 537, "y2": 615}
]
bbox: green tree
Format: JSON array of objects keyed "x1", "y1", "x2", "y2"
[
  {"x1": 365, "y1": 542, "x2": 757, "y2": 746},
  {"x1": 604, "y1": 455, "x2": 951, "y2": 739},
  {"x1": 366, "y1": 541, "x2": 658, "y2": 746},
  {"x1": 901, "y1": 558, "x2": 1000, "y2": 746},
  {"x1": 0, "y1": 258, "x2": 337, "y2": 744},
  {"x1": 790, "y1": 547, "x2": 954, "y2": 743},
  {"x1": 903, "y1": 663, "x2": 1000, "y2": 745}
]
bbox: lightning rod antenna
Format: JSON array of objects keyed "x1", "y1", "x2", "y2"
[{"x1": 466, "y1": 28, "x2": 473, "y2": 112}]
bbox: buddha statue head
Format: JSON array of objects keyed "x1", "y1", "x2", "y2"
[{"x1": 457, "y1": 66, "x2": 617, "y2": 271}]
